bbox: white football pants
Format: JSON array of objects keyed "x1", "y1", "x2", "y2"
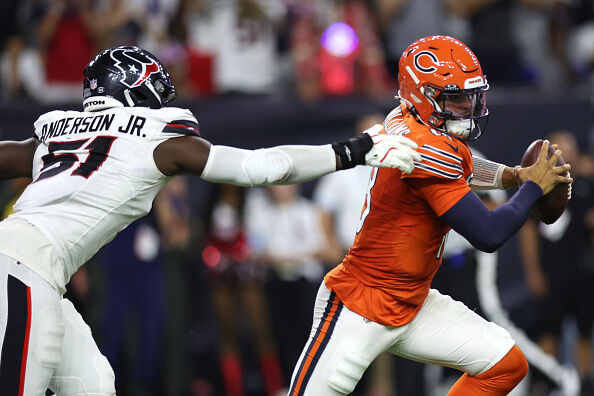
[
  {"x1": 0, "y1": 254, "x2": 115, "y2": 395},
  {"x1": 288, "y1": 282, "x2": 515, "y2": 395}
]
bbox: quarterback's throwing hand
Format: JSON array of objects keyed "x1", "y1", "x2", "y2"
[{"x1": 364, "y1": 126, "x2": 421, "y2": 173}]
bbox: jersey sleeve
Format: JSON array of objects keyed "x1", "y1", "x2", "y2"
[
  {"x1": 407, "y1": 177, "x2": 471, "y2": 216},
  {"x1": 161, "y1": 107, "x2": 200, "y2": 137},
  {"x1": 154, "y1": 107, "x2": 200, "y2": 139},
  {"x1": 33, "y1": 110, "x2": 67, "y2": 140},
  {"x1": 403, "y1": 139, "x2": 472, "y2": 216},
  {"x1": 407, "y1": 143, "x2": 465, "y2": 181},
  {"x1": 161, "y1": 117, "x2": 200, "y2": 137},
  {"x1": 382, "y1": 105, "x2": 472, "y2": 216}
]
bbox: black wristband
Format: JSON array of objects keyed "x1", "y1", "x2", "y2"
[{"x1": 331, "y1": 134, "x2": 373, "y2": 169}]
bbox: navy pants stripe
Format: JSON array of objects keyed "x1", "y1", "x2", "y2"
[{"x1": 0, "y1": 274, "x2": 32, "y2": 396}]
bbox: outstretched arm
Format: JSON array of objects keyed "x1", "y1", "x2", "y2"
[
  {"x1": 0, "y1": 138, "x2": 39, "y2": 179},
  {"x1": 154, "y1": 127, "x2": 421, "y2": 186},
  {"x1": 198, "y1": 143, "x2": 338, "y2": 186}
]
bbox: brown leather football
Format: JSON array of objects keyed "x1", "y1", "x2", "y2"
[{"x1": 520, "y1": 139, "x2": 570, "y2": 224}]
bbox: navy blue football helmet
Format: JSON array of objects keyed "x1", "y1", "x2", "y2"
[{"x1": 83, "y1": 46, "x2": 177, "y2": 111}]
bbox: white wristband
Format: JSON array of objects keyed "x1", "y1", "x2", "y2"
[{"x1": 471, "y1": 156, "x2": 506, "y2": 190}]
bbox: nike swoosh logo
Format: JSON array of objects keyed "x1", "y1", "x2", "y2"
[{"x1": 444, "y1": 141, "x2": 459, "y2": 152}]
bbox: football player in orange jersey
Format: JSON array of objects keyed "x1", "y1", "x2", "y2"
[{"x1": 288, "y1": 35, "x2": 573, "y2": 396}]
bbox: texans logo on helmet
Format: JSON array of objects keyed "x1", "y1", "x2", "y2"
[
  {"x1": 414, "y1": 51, "x2": 439, "y2": 73},
  {"x1": 109, "y1": 48, "x2": 161, "y2": 89}
]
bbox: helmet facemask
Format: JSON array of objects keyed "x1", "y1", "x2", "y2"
[
  {"x1": 425, "y1": 84, "x2": 489, "y2": 141},
  {"x1": 122, "y1": 78, "x2": 177, "y2": 108},
  {"x1": 152, "y1": 79, "x2": 177, "y2": 104}
]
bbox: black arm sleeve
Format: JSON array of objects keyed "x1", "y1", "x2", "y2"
[{"x1": 440, "y1": 181, "x2": 543, "y2": 252}]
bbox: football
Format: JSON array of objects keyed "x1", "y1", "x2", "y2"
[{"x1": 520, "y1": 139, "x2": 570, "y2": 224}]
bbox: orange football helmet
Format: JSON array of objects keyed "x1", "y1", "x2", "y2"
[{"x1": 397, "y1": 35, "x2": 489, "y2": 140}]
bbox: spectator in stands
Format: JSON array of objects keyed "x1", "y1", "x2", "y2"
[
  {"x1": 245, "y1": 184, "x2": 326, "y2": 387},
  {"x1": 92, "y1": 0, "x2": 144, "y2": 48},
  {"x1": 519, "y1": 130, "x2": 594, "y2": 395},
  {"x1": 512, "y1": 0, "x2": 571, "y2": 91},
  {"x1": 167, "y1": 0, "x2": 216, "y2": 97},
  {"x1": 2, "y1": 0, "x2": 147, "y2": 103},
  {"x1": 32, "y1": 0, "x2": 102, "y2": 101},
  {"x1": 180, "y1": 0, "x2": 286, "y2": 95},
  {"x1": 548, "y1": 0, "x2": 594, "y2": 95},
  {"x1": 155, "y1": 42, "x2": 195, "y2": 100},
  {"x1": 201, "y1": 183, "x2": 283, "y2": 396},
  {"x1": 0, "y1": 0, "x2": 27, "y2": 99},
  {"x1": 445, "y1": 0, "x2": 527, "y2": 84},
  {"x1": 373, "y1": 0, "x2": 453, "y2": 77},
  {"x1": 287, "y1": 0, "x2": 391, "y2": 101}
]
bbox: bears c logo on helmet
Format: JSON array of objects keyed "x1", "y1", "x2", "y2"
[
  {"x1": 109, "y1": 48, "x2": 161, "y2": 89},
  {"x1": 413, "y1": 51, "x2": 439, "y2": 73}
]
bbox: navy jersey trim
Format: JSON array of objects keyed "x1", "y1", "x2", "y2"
[{"x1": 162, "y1": 119, "x2": 200, "y2": 136}]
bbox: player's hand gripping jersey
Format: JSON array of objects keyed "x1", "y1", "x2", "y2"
[
  {"x1": 0, "y1": 106, "x2": 199, "y2": 293},
  {"x1": 325, "y1": 104, "x2": 473, "y2": 326}
]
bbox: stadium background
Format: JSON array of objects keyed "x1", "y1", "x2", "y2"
[{"x1": 0, "y1": 0, "x2": 593, "y2": 395}]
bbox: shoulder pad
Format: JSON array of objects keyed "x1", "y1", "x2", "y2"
[
  {"x1": 154, "y1": 107, "x2": 200, "y2": 137},
  {"x1": 33, "y1": 110, "x2": 71, "y2": 140},
  {"x1": 34, "y1": 110, "x2": 68, "y2": 131},
  {"x1": 412, "y1": 137, "x2": 468, "y2": 180}
]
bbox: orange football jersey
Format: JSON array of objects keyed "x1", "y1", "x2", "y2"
[{"x1": 324, "y1": 104, "x2": 474, "y2": 326}]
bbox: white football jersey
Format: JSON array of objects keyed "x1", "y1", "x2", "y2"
[{"x1": 0, "y1": 106, "x2": 199, "y2": 293}]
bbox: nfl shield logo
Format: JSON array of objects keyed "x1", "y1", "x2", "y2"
[{"x1": 90, "y1": 79, "x2": 97, "y2": 90}]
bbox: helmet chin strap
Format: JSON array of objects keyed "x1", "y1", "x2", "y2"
[
  {"x1": 123, "y1": 90, "x2": 136, "y2": 107},
  {"x1": 145, "y1": 81, "x2": 163, "y2": 105}
]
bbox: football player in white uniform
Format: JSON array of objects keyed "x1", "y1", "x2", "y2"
[{"x1": 0, "y1": 46, "x2": 424, "y2": 396}]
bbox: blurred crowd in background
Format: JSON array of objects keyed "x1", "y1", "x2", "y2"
[
  {"x1": 0, "y1": 1, "x2": 594, "y2": 396},
  {"x1": 1, "y1": 0, "x2": 594, "y2": 103}
]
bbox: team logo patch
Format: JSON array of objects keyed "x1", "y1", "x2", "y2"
[
  {"x1": 414, "y1": 50, "x2": 439, "y2": 73},
  {"x1": 444, "y1": 141, "x2": 459, "y2": 153},
  {"x1": 464, "y1": 76, "x2": 484, "y2": 89},
  {"x1": 109, "y1": 48, "x2": 161, "y2": 88}
]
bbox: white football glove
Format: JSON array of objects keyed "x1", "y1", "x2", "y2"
[{"x1": 363, "y1": 125, "x2": 421, "y2": 174}]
